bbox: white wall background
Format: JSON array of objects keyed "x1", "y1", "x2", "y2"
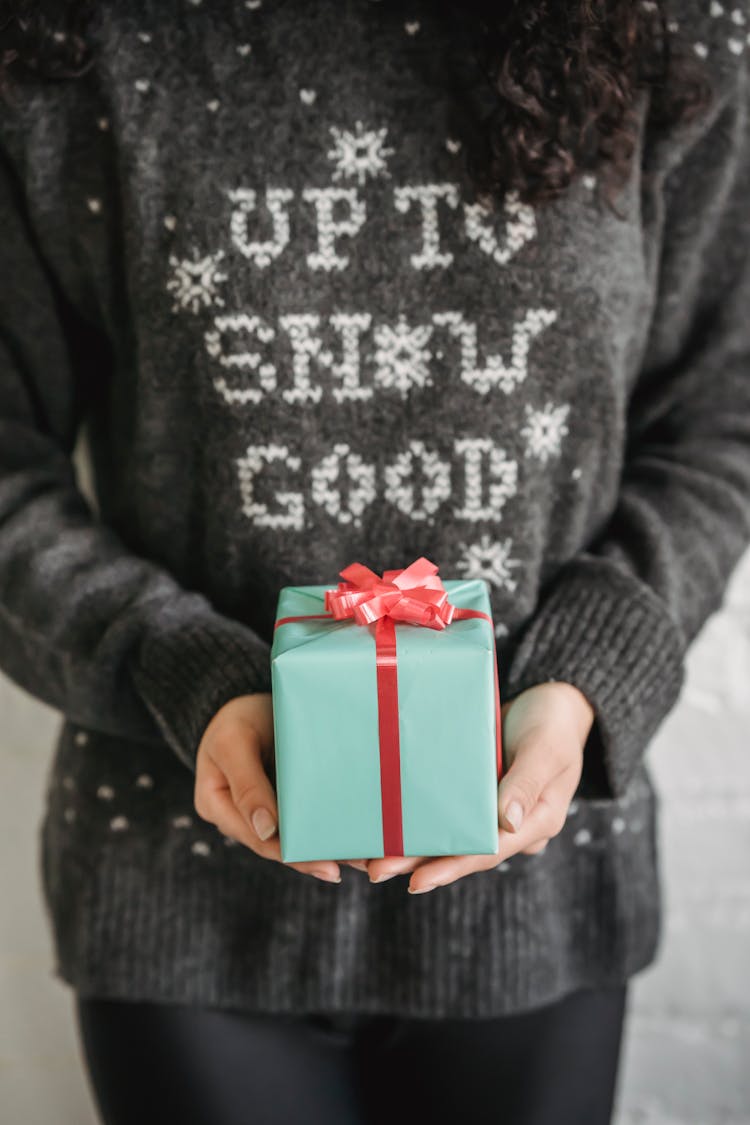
[{"x1": 1, "y1": 547, "x2": 749, "y2": 1125}]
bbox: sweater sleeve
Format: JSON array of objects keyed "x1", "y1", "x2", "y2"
[
  {"x1": 0, "y1": 132, "x2": 272, "y2": 774},
  {"x1": 502, "y1": 60, "x2": 750, "y2": 800}
]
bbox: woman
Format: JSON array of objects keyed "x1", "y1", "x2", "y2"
[{"x1": 1, "y1": 1, "x2": 748, "y2": 1122}]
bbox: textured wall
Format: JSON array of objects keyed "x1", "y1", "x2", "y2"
[
  {"x1": 1, "y1": 547, "x2": 749, "y2": 1124},
  {"x1": 614, "y1": 547, "x2": 750, "y2": 1125}
]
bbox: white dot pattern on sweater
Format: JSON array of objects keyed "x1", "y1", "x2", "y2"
[{"x1": 705, "y1": 0, "x2": 749, "y2": 55}]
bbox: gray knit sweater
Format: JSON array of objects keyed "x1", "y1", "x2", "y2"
[{"x1": 1, "y1": 0, "x2": 749, "y2": 1018}]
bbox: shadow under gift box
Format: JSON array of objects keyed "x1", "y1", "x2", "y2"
[{"x1": 270, "y1": 578, "x2": 500, "y2": 863}]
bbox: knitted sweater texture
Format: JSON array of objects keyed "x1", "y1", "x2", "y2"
[{"x1": 1, "y1": 0, "x2": 749, "y2": 1017}]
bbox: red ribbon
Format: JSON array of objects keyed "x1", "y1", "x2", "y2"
[{"x1": 274, "y1": 556, "x2": 504, "y2": 857}]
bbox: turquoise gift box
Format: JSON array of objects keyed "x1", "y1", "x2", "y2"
[{"x1": 270, "y1": 564, "x2": 502, "y2": 863}]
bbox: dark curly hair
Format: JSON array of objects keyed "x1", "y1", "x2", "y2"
[{"x1": 0, "y1": 0, "x2": 713, "y2": 210}]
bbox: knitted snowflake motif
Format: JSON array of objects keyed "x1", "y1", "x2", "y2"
[
  {"x1": 521, "y1": 402, "x2": 571, "y2": 463},
  {"x1": 372, "y1": 315, "x2": 434, "y2": 397},
  {"x1": 166, "y1": 249, "x2": 228, "y2": 314},
  {"x1": 455, "y1": 533, "x2": 521, "y2": 592},
  {"x1": 326, "y1": 121, "x2": 396, "y2": 185}
]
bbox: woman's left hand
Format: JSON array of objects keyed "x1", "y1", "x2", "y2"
[{"x1": 364, "y1": 680, "x2": 595, "y2": 893}]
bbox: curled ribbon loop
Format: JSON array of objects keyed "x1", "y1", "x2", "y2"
[{"x1": 324, "y1": 556, "x2": 456, "y2": 630}]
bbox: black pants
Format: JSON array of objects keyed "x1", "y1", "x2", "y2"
[{"x1": 75, "y1": 983, "x2": 628, "y2": 1125}]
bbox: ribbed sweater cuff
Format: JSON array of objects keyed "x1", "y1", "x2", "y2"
[
  {"x1": 128, "y1": 596, "x2": 272, "y2": 773},
  {"x1": 501, "y1": 556, "x2": 687, "y2": 799}
]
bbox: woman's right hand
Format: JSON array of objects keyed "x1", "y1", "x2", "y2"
[{"x1": 194, "y1": 693, "x2": 342, "y2": 884}]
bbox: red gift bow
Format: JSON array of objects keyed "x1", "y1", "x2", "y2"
[
  {"x1": 274, "y1": 556, "x2": 504, "y2": 856},
  {"x1": 323, "y1": 557, "x2": 457, "y2": 629}
]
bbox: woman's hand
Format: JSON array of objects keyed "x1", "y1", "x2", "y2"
[
  {"x1": 365, "y1": 681, "x2": 595, "y2": 893},
  {"x1": 194, "y1": 693, "x2": 342, "y2": 884}
]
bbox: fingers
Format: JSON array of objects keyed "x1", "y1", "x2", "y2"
[
  {"x1": 496, "y1": 728, "x2": 571, "y2": 833},
  {"x1": 203, "y1": 785, "x2": 341, "y2": 883},
  {"x1": 285, "y1": 859, "x2": 342, "y2": 883},
  {"x1": 406, "y1": 846, "x2": 501, "y2": 893},
  {"x1": 217, "y1": 727, "x2": 280, "y2": 843},
  {"x1": 408, "y1": 776, "x2": 575, "y2": 892},
  {"x1": 195, "y1": 726, "x2": 341, "y2": 883},
  {"x1": 366, "y1": 855, "x2": 429, "y2": 883},
  {"x1": 513, "y1": 768, "x2": 574, "y2": 854}
]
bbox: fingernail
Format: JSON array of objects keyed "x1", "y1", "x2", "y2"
[
  {"x1": 503, "y1": 800, "x2": 524, "y2": 832},
  {"x1": 251, "y1": 808, "x2": 277, "y2": 841},
  {"x1": 371, "y1": 871, "x2": 398, "y2": 883},
  {"x1": 408, "y1": 883, "x2": 437, "y2": 894},
  {"x1": 312, "y1": 869, "x2": 342, "y2": 884}
]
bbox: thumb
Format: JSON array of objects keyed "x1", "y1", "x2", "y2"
[
  {"x1": 218, "y1": 727, "x2": 280, "y2": 844},
  {"x1": 497, "y1": 759, "x2": 545, "y2": 834}
]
